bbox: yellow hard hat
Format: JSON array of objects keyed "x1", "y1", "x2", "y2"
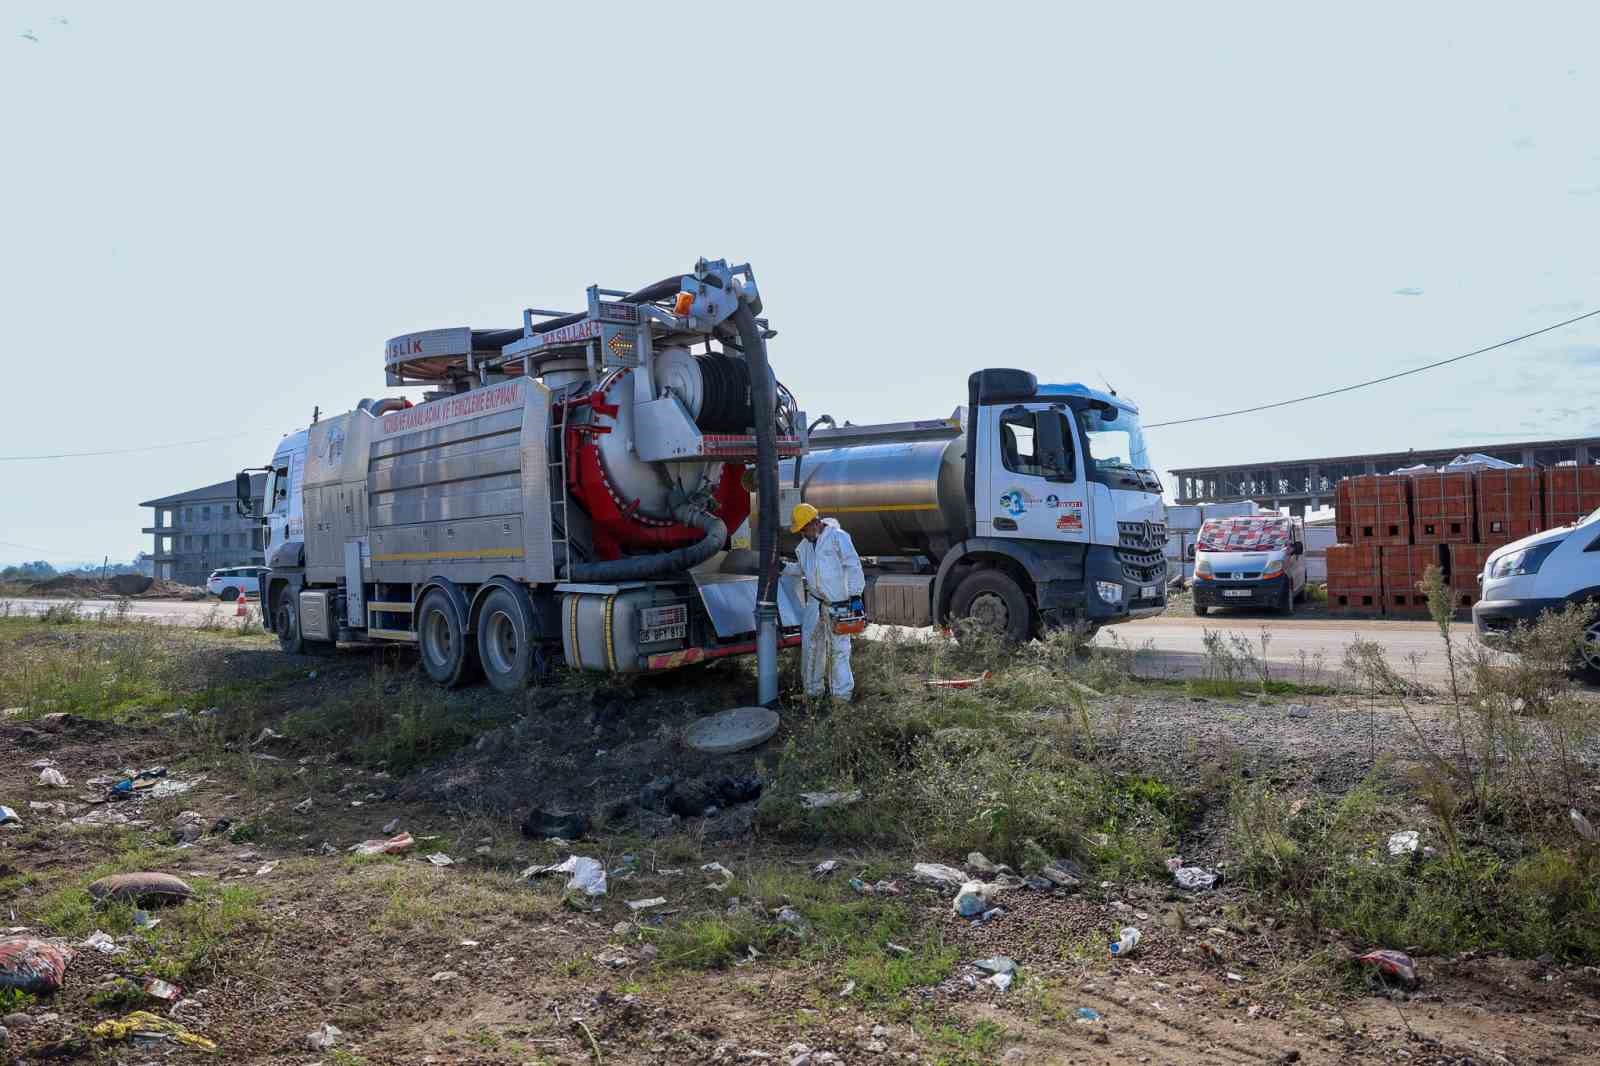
[{"x1": 790, "y1": 502, "x2": 819, "y2": 534}]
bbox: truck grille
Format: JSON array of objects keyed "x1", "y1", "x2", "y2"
[
  {"x1": 1116, "y1": 547, "x2": 1166, "y2": 584},
  {"x1": 1118, "y1": 520, "x2": 1168, "y2": 551}
]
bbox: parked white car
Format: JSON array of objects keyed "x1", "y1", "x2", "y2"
[
  {"x1": 1191, "y1": 515, "x2": 1307, "y2": 616},
  {"x1": 1474, "y1": 507, "x2": 1600, "y2": 681},
  {"x1": 206, "y1": 566, "x2": 267, "y2": 601}
]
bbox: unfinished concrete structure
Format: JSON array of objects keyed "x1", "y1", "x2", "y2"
[
  {"x1": 1171, "y1": 436, "x2": 1600, "y2": 515},
  {"x1": 140, "y1": 476, "x2": 266, "y2": 586}
]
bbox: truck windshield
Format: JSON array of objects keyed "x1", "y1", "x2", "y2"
[{"x1": 1075, "y1": 407, "x2": 1153, "y2": 478}]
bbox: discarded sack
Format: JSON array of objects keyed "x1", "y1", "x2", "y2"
[
  {"x1": 1387, "y1": 831, "x2": 1420, "y2": 857},
  {"x1": 1358, "y1": 949, "x2": 1419, "y2": 988},
  {"x1": 953, "y1": 881, "x2": 995, "y2": 917},
  {"x1": 349, "y1": 832, "x2": 415, "y2": 856},
  {"x1": 912, "y1": 862, "x2": 968, "y2": 888},
  {"x1": 523, "y1": 855, "x2": 607, "y2": 897},
  {"x1": 38, "y1": 767, "x2": 68, "y2": 788},
  {"x1": 86, "y1": 872, "x2": 194, "y2": 905},
  {"x1": 799, "y1": 790, "x2": 862, "y2": 810},
  {"x1": 0, "y1": 937, "x2": 75, "y2": 993},
  {"x1": 92, "y1": 1010, "x2": 217, "y2": 1053}
]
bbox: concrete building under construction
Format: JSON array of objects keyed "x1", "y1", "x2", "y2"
[{"x1": 1170, "y1": 435, "x2": 1600, "y2": 515}]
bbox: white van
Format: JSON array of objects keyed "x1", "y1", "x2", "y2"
[
  {"x1": 1473, "y1": 507, "x2": 1600, "y2": 681},
  {"x1": 1191, "y1": 514, "x2": 1307, "y2": 616}
]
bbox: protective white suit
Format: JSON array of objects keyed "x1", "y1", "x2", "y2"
[{"x1": 789, "y1": 518, "x2": 866, "y2": 700}]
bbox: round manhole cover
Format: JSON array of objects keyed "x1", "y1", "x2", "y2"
[{"x1": 683, "y1": 706, "x2": 781, "y2": 755}]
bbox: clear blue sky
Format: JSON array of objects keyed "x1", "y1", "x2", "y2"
[{"x1": 4, "y1": 2, "x2": 1597, "y2": 565}]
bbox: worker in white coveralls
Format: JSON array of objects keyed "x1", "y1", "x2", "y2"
[{"x1": 787, "y1": 502, "x2": 866, "y2": 702}]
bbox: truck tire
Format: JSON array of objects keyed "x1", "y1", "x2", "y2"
[
  {"x1": 950, "y1": 569, "x2": 1033, "y2": 644},
  {"x1": 477, "y1": 587, "x2": 538, "y2": 693},
  {"x1": 219, "y1": 586, "x2": 239, "y2": 603},
  {"x1": 274, "y1": 596, "x2": 304, "y2": 655},
  {"x1": 418, "y1": 589, "x2": 473, "y2": 688},
  {"x1": 1193, "y1": 601, "x2": 1210, "y2": 617}
]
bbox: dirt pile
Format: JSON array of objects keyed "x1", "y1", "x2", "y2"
[{"x1": 19, "y1": 575, "x2": 205, "y2": 600}]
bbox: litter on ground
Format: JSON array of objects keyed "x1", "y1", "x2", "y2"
[
  {"x1": 0, "y1": 938, "x2": 75, "y2": 993},
  {"x1": 86, "y1": 872, "x2": 195, "y2": 905},
  {"x1": 798, "y1": 789, "x2": 861, "y2": 810},
  {"x1": 1387, "y1": 830, "x2": 1420, "y2": 856},
  {"x1": 92, "y1": 1010, "x2": 216, "y2": 1053},
  {"x1": 522, "y1": 855, "x2": 607, "y2": 896},
  {"x1": 349, "y1": 832, "x2": 415, "y2": 856},
  {"x1": 1359, "y1": 949, "x2": 1420, "y2": 987}
]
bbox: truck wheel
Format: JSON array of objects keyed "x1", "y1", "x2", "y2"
[
  {"x1": 274, "y1": 596, "x2": 304, "y2": 655},
  {"x1": 950, "y1": 569, "x2": 1033, "y2": 644},
  {"x1": 219, "y1": 586, "x2": 239, "y2": 603},
  {"x1": 1194, "y1": 602, "x2": 1210, "y2": 617},
  {"x1": 418, "y1": 590, "x2": 473, "y2": 688},
  {"x1": 477, "y1": 588, "x2": 538, "y2": 693}
]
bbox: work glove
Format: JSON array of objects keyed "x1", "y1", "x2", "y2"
[{"x1": 849, "y1": 596, "x2": 865, "y2": 615}]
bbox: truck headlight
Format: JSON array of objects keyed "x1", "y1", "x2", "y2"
[
  {"x1": 1194, "y1": 559, "x2": 1213, "y2": 581},
  {"x1": 1262, "y1": 559, "x2": 1284, "y2": 578},
  {"x1": 1095, "y1": 580, "x2": 1123, "y2": 604},
  {"x1": 1488, "y1": 539, "x2": 1564, "y2": 579}
]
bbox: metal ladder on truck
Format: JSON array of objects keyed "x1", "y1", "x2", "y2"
[{"x1": 547, "y1": 403, "x2": 571, "y2": 580}]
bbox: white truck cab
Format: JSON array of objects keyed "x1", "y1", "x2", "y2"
[
  {"x1": 1473, "y1": 507, "x2": 1600, "y2": 680},
  {"x1": 1191, "y1": 514, "x2": 1307, "y2": 616}
]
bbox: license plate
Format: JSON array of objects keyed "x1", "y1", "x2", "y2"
[
  {"x1": 639, "y1": 604, "x2": 688, "y2": 643},
  {"x1": 1223, "y1": 589, "x2": 1251, "y2": 598},
  {"x1": 1140, "y1": 585, "x2": 1158, "y2": 599}
]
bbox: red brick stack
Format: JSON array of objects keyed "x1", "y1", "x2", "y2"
[
  {"x1": 1381, "y1": 544, "x2": 1442, "y2": 616},
  {"x1": 1447, "y1": 543, "x2": 1493, "y2": 611},
  {"x1": 1325, "y1": 543, "x2": 1382, "y2": 614},
  {"x1": 1410, "y1": 472, "x2": 1475, "y2": 546},
  {"x1": 1543, "y1": 465, "x2": 1600, "y2": 527},
  {"x1": 1328, "y1": 466, "x2": 1573, "y2": 616},
  {"x1": 1336, "y1": 474, "x2": 1411, "y2": 545},
  {"x1": 1476, "y1": 468, "x2": 1542, "y2": 546}
]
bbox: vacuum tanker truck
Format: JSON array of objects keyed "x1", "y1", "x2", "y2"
[
  {"x1": 782, "y1": 370, "x2": 1168, "y2": 641},
  {"x1": 237, "y1": 259, "x2": 803, "y2": 698}
]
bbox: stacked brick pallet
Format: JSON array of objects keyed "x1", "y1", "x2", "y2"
[{"x1": 1328, "y1": 465, "x2": 1562, "y2": 617}]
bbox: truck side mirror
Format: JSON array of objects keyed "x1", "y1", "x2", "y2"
[{"x1": 235, "y1": 472, "x2": 256, "y2": 519}]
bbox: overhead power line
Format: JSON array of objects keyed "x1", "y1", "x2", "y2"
[
  {"x1": 0, "y1": 432, "x2": 254, "y2": 462},
  {"x1": 1144, "y1": 306, "x2": 1600, "y2": 429}
]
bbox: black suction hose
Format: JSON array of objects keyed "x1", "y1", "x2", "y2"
[
  {"x1": 732, "y1": 303, "x2": 780, "y2": 612},
  {"x1": 568, "y1": 507, "x2": 727, "y2": 583}
]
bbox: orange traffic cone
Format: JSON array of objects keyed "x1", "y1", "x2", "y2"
[{"x1": 235, "y1": 590, "x2": 248, "y2": 618}]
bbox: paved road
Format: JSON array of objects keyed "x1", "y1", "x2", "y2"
[
  {"x1": 1104, "y1": 611, "x2": 1471, "y2": 687},
  {"x1": 1, "y1": 596, "x2": 244, "y2": 625},
  {"x1": 3, "y1": 596, "x2": 1473, "y2": 687}
]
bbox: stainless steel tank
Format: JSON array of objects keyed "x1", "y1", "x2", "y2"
[{"x1": 780, "y1": 438, "x2": 967, "y2": 558}]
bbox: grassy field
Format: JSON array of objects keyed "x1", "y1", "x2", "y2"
[{"x1": 2, "y1": 602, "x2": 1598, "y2": 1064}]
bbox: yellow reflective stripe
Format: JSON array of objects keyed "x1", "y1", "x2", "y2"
[
  {"x1": 371, "y1": 548, "x2": 525, "y2": 561},
  {"x1": 603, "y1": 594, "x2": 618, "y2": 673}
]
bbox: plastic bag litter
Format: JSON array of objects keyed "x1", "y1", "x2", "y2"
[
  {"x1": 143, "y1": 977, "x2": 182, "y2": 1003},
  {"x1": 799, "y1": 790, "x2": 862, "y2": 809},
  {"x1": 1571, "y1": 808, "x2": 1599, "y2": 843},
  {"x1": 79, "y1": 930, "x2": 120, "y2": 955},
  {"x1": 986, "y1": 971, "x2": 1013, "y2": 991},
  {"x1": 349, "y1": 832, "x2": 415, "y2": 856},
  {"x1": 524, "y1": 855, "x2": 607, "y2": 896},
  {"x1": 1173, "y1": 866, "x2": 1220, "y2": 891},
  {"x1": 38, "y1": 767, "x2": 68, "y2": 788},
  {"x1": 424, "y1": 853, "x2": 455, "y2": 867},
  {"x1": 0, "y1": 937, "x2": 75, "y2": 993},
  {"x1": 1109, "y1": 926, "x2": 1142, "y2": 958},
  {"x1": 700, "y1": 862, "x2": 735, "y2": 886},
  {"x1": 953, "y1": 881, "x2": 996, "y2": 917},
  {"x1": 1358, "y1": 949, "x2": 1419, "y2": 987},
  {"x1": 912, "y1": 862, "x2": 967, "y2": 887},
  {"x1": 812, "y1": 859, "x2": 843, "y2": 877},
  {"x1": 92, "y1": 1010, "x2": 217, "y2": 1053},
  {"x1": 1387, "y1": 831, "x2": 1420, "y2": 856},
  {"x1": 627, "y1": 897, "x2": 666, "y2": 912}
]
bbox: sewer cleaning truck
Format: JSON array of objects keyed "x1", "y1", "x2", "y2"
[
  {"x1": 238, "y1": 259, "x2": 804, "y2": 699},
  {"x1": 782, "y1": 370, "x2": 1168, "y2": 641}
]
